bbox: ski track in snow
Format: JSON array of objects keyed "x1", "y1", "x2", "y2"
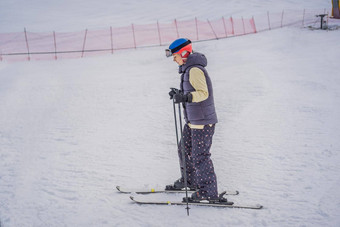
[{"x1": 1, "y1": 0, "x2": 340, "y2": 226}]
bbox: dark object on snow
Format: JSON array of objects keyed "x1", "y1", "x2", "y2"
[{"x1": 316, "y1": 14, "x2": 328, "y2": 29}]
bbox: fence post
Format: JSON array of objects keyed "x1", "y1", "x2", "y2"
[
  {"x1": 110, "y1": 26, "x2": 114, "y2": 54},
  {"x1": 157, "y1": 20, "x2": 162, "y2": 45},
  {"x1": 222, "y1": 17, "x2": 228, "y2": 38},
  {"x1": 81, "y1": 29, "x2": 88, "y2": 58},
  {"x1": 207, "y1": 19, "x2": 218, "y2": 39},
  {"x1": 252, "y1": 16, "x2": 257, "y2": 33},
  {"x1": 195, "y1": 17, "x2": 199, "y2": 40},
  {"x1": 281, "y1": 10, "x2": 284, "y2": 28},
  {"x1": 302, "y1": 9, "x2": 305, "y2": 27},
  {"x1": 132, "y1": 24, "x2": 137, "y2": 49},
  {"x1": 174, "y1": 19, "x2": 180, "y2": 38},
  {"x1": 242, "y1": 17, "x2": 246, "y2": 34},
  {"x1": 53, "y1": 31, "x2": 57, "y2": 60},
  {"x1": 267, "y1": 11, "x2": 271, "y2": 30},
  {"x1": 230, "y1": 17, "x2": 235, "y2": 35},
  {"x1": 327, "y1": 11, "x2": 329, "y2": 29},
  {"x1": 24, "y1": 28, "x2": 30, "y2": 61}
]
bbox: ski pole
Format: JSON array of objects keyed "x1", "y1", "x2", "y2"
[
  {"x1": 177, "y1": 101, "x2": 190, "y2": 216},
  {"x1": 172, "y1": 99, "x2": 179, "y2": 147}
]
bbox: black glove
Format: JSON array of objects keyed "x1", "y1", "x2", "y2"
[
  {"x1": 173, "y1": 92, "x2": 192, "y2": 103},
  {"x1": 169, "y1": 88, "x2": 180, "y2": 100}
]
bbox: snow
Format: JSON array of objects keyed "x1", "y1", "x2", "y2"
[{"x1": 1, "y1": 1, "x2": 340, "y2": 226}]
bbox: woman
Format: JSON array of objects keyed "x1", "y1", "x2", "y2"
[{"x1": 165, "y1": 38, "x2": 229, "y2": 203}]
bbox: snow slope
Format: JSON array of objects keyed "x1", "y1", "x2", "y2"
[{"x1": 1, "y1": 1, "x2": 340, "y2": 226}]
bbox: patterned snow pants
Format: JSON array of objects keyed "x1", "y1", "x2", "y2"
[{"x1": 178, "y1": 123, "x2": 218, "y2": 198}]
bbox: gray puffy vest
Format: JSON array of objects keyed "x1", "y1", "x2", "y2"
[{"x1": 179, "y1": 52, "x2": 218, "y2": 125}]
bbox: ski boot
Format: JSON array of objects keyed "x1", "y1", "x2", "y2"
[
  {"x1": 165, "y1": 178, "x2": 197, "y2": 191},
  {"x1": 183, "y1": 190, "x2": 234, "y2": 205}
]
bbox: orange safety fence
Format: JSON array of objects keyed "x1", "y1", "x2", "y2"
[{"x1": 0, "y1": 9, "x2": 332, "y2": 62}]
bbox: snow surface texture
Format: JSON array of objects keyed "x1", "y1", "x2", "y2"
[{"x1": 1, "y1": 0, "x2": 339, "y2": 226}]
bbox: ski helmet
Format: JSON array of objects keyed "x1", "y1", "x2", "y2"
[{"x1": 165, "y1": 38, "x2": 192, "y2": 58}]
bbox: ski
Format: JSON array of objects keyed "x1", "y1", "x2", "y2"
[
  {"x1": 116, "y1": 186, "x2": 239, "y2": 195},
  {"x1": 130, "y1": 196, "x2": 263, "y2": 209}
]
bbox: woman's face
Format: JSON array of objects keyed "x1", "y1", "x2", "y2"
[{"x1": 173, "y1": 54, "x2": 184, "y2": 66}]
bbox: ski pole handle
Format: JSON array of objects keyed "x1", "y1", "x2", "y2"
[
  {"x1": 170, "y1": 87, "x2": 180, "y2": 94},
  {"x1": 169, "y1": 88, "x2": 180, "y2": 100}
]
